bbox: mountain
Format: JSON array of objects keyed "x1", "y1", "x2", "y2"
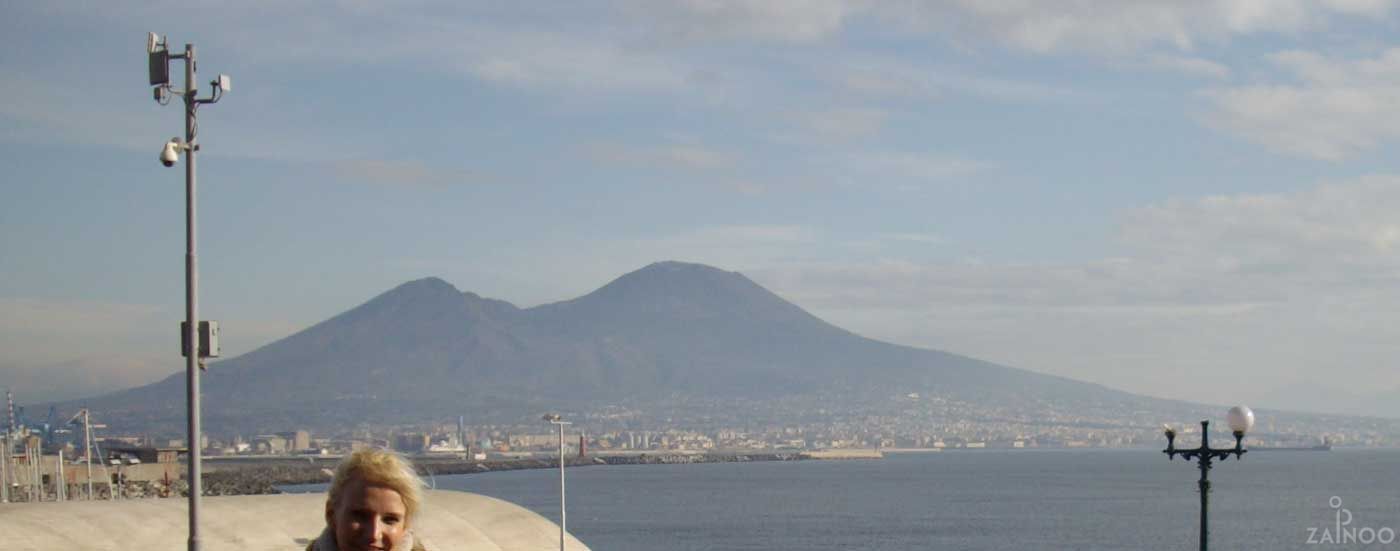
[{"x1": 66, "y1": 261, "x2": 1162, "y2": 433}]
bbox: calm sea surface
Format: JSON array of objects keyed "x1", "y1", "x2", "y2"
[{"x1": 289, "y1": 449, "x2": 1400, "y2": 550}]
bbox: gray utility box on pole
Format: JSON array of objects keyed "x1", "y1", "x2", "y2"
[{"x1": 180, "y1": 321, "x2": 220, "y2": 358}]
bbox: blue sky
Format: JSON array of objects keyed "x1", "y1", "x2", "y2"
[{"x1": 4, "y1": 1, "x2": 1400, "y2": 414}]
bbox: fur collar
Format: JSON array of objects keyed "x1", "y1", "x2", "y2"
[{"x1": 310, "y1": 528, "x2": 337, "y2": 551}]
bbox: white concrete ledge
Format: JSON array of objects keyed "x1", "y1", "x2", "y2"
[{"x1": 1, "y1": 489, "x2": 590, "y2": 551}]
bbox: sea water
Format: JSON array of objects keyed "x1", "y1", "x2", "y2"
[{"x1": 297, "y1": 449, "x2": 1400, "y2": 550}]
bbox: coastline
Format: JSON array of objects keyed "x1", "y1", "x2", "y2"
[{"x1": 203, "y1": 451, "x2": 817, "y2": 496}]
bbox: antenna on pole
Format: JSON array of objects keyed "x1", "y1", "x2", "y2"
[{"x1": 147, "y1": 31, "x2": 229, "y2": 550}]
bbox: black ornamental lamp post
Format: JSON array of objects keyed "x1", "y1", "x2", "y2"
[{"x1": 1163, "y1": 405, "x2": 1255, "y2": 551}]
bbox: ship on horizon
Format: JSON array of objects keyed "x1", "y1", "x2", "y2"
[{"x1": 1252, "y1": 437, "x2": 1332, "y2": 451}]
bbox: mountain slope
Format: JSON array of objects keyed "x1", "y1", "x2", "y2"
[
  {"x1": 68, "y1": 261, "x2": 1143, "y2": 432},
  {"x1": 525, "y1": 262, "x2": 1113, "y2": 399}
]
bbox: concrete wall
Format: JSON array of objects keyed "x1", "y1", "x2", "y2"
[{"x1": 1, "y1": 489, "x2": 591, "y2": 551}]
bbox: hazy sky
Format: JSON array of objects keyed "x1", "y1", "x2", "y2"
[{"x1": 4, "y1": 1, "x2": 1400, "y2": 412}]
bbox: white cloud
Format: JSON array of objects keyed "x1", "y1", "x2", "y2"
[
  {"x1": 1149, "y1": 54, "x2": 1232, "y2": 79},
  {"x1": 726, "y1": 179, "x2": 770, "y2": 195},
  {"x1": 625, "y1": 1, "x2": 1396, "y2": 54},
  {"x1": 840, "y1": 70, "x2": 928, "y2": 98},
  {"x1": 661, "y1": 224, "x2": 820, "y2": 246},
  {"x1": 457, "y1": 29, "x2": 692, "y2": 93},
  {"x1": 0, "y1": 75, "x2": 164, "y2": 151},
  {"x1": 624, "y1": 0, "x2": 859, "y2": 42},
  {"x1": 845, "y1": 151, "x2": 991, "y2": 189},
  {"x1": 585, "y1": 142, "x2": 736, "y2": 170},
  {"x1": 717, "y1": 147, "x2": 991, "y2": 192},
  {"x1": 789, "y1": 107, "x2": 888, "y2": 141},
  {"x1": 720, "y1": 175, "x2": 1400, "y2": 406},
  {"x1": 1203, "y1": 48, "x2": 1400, "y2": 159},
  {"x1": 878, "y1": 232, "x2": 945, "y2": 245},
  {"x1": 872, "y1": 1, "x2": 1394, "y2": 54},
  {"x1": 827, "y1": 56, "x2": 1080, "y2": 103},
  {"x1": 330, "y1": 159, "x2": 474, "y2": 187},
  {"x1": 0, "y1": 71, "x2": 402, "y2": 163},
  {"x1": 583, "y1": 136, "x2": 988, "y2": 195},
  {"x1": 1121, "y1": 174, "x2": 1400, "y2": 277},
  {"x1": 16, "y1": 2, "x2": 1398, "y2": 105},
  {"x1": 16, "y1": 1, "x2": 1383, "y2": 166},
  {"x1": 1321, "y1": 0, "x2": 1395, "y2": 17}
]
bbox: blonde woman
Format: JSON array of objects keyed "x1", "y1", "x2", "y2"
[{"x1": 309, "y1": 448, "x2": 428, "y2": 551}]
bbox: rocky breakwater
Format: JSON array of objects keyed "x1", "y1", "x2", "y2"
[
  {"x1": 799, "y1": 449, "x2": 884, "y2": 459},
  {"x1": 594, "y1": 452, "x2": 803, "y2": 465},
  {"x1": 154, "y1": 451, "x2": 851, "y2": 497}
]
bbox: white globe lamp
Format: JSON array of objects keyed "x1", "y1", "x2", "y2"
[{"x1": 1226, "y1": 406, "x2": 1255, "y2": 436}]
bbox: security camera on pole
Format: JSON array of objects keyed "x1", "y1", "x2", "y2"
[{"x1": 147, "y1": 32, "x2": 228, "y2": 551}]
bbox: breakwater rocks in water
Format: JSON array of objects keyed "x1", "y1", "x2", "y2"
[
  {"x1": 597, "y1": 452, "x2": 804, "y2": 465},
  {"x1": 799, "y1": 449, "x2": 884, "y2": 459},
  {"x1": 197, "y1": 452, "x2": 809, "y2": 496}
]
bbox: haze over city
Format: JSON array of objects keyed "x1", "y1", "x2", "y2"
[{"x1": 5, "y1": 2, "x2": 1400, "y2": 417}]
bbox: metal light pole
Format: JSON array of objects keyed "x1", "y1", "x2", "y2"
[
  {"x1": 56, "y1": 448, "x2": 65, "y2": 501},
  {"x1": 147, "y1": 32, "x2": 228, "y2": 551},
  {"x1": 1163, "y1": 406, "x2": 1255, "y2": 551},
  {"x1": 543, "y1": 414, "x2": 572, "y2": 551},
  {"x1": 84, "y1": 411, "x2": 93, "y2": 499},
  {"x1": 1, "y1": 433, "x2": 9, "y2": 503}
]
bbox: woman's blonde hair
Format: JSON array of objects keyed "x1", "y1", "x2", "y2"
[{"x1": 326, "y1": 448, "x2": 426, "y2": 521}]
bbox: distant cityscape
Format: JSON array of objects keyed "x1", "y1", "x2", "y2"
[
  {"x1": 4, "y1": 384, "x2": 1396, "y2": 504},
  {"x1": 18, "y1": 390, "x2": 1391, "y2": 462}
]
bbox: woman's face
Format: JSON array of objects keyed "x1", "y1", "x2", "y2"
[{"x1": 328, "y1": 479, "x2": 409, "y2": 551}]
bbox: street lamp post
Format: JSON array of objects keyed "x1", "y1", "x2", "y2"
[
  {"x1": 147, "y1": 32, "x2": 229, "y2": 551},
  {"x1": 543, "y1": 414, "x2": 572, "y2": 551},
  {"x1": 1163, "y1": 406, "x2": 1255, "y2": 551},
  {"x1": 0, "y1": 433, "x2": 8, "y2": 503}
]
